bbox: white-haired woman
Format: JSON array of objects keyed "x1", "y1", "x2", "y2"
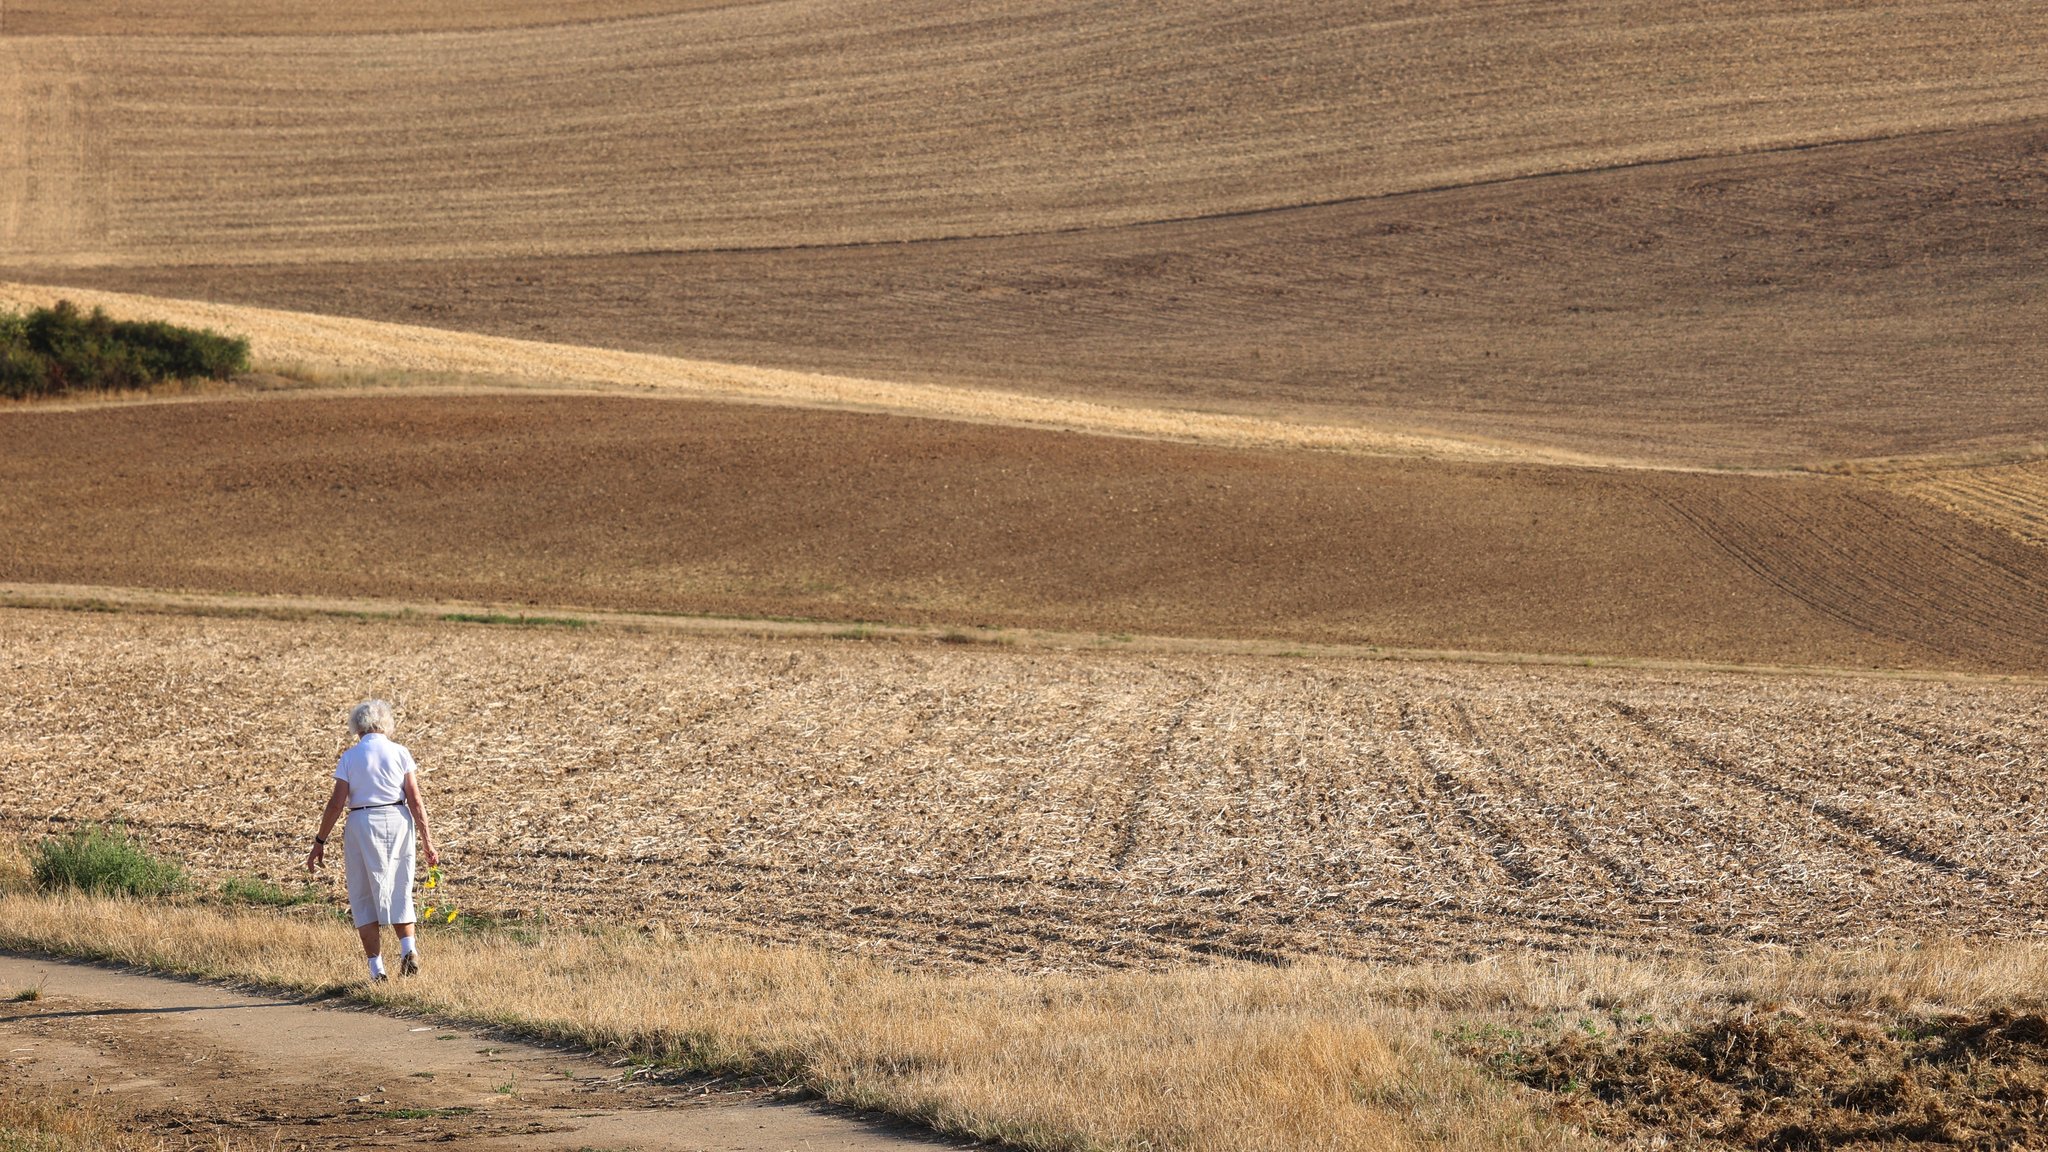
[{"x1": 306, "y1": 700, "x2": 440, "y2": 981}]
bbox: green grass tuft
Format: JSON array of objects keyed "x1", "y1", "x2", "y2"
[{"x1": 31, "y1": 825, "x2": 185, "y2": 898}]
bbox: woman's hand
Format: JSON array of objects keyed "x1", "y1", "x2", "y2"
[
  {"x1": 422, "y1": 842, "x2": 440, "y2": 868},
  {"x1": 306, "y1": 840, "x2": 325, "y2": 872}
]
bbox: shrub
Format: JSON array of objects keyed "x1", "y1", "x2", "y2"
[
  {"x1": 31, "y1": 825, "x2": 185, "y2": 897},
  {"x1": 0, "y1": 300, "x2": 250, "y2": 399},
  {"x1": 0, "y1": 343, "x2": 47, "y2": 400}
]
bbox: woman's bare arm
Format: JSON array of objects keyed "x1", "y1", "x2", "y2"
[
  {"x1": 402, "y1": 771, "x2": 440, "y2": 867},
  {"x1": 306, "y1": 780, "x2": 347, "y2": 871}
]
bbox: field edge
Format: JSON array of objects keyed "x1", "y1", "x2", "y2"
[{"x1": 7, "y1": 582, "x2": 2040, "y2": 686}]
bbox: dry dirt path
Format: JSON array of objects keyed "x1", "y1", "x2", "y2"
[{"x1": 0, "y1": 953, "x2": 947, "y2": 1152}]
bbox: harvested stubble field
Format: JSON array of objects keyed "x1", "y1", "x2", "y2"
[
  {"x1": 1882, "y1": 458, "x2": 2048, "y2": 549},
  {"x1": 6, "y1": 393, "x2": 2048, "y2": 673},
  {"x1": 5, "y1": 606, "x2": 2047, "y2": 973}
]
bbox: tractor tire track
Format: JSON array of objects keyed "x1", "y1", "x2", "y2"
[{"x1": 1611, "y1": 701, "x2": 2001, "y2": 887}]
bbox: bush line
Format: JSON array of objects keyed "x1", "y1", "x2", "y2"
[{"x1": 1, "y1": 300, "x2": 249, "y2": 399}]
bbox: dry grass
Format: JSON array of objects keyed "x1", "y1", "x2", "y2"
[
  {"x1": 6, "y1": 2, "x2": 2044, "y2": 267},
  {"x1": 0, "y1": 843, "x2": 28, "y2": 896},
  {"x1": 0, "y1": 1086, "x2": 260, "y2": 1152},
  {"x1": 0, "y1": 1092, "x2": 161, "y2": 1151},
  {"x1": 0, "y1": 889, "x2": 1579, "y2": 1152},
  {"x1": 10, "y1": 887, "x2": 2048, "y2": 1152}
]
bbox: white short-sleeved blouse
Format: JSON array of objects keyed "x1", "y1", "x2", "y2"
[{"x1": 334, "y1": 733, "x2": 416, "y2": 807}]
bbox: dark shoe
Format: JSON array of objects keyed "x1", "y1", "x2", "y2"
[
  {"x1": 400, "y1": 954, "x2": 419, "y2": 978},
  {"x1": 372, "y1": 973, "x2": 389, "y2": 983}
]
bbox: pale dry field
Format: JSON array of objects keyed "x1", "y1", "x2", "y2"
[
  {"x1": 4, "y1": 2, "x2": 2044, "y2": 267},
  {"x1": 6, "y1": 607, "x2": 2045, "y2": 973},
  {"x1": 1881, "y1": 458, "x2": 2048, "y2": 548}
]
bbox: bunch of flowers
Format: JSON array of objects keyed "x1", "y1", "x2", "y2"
[{"x1": 420, "y1": 866, "x2": 459, "y2": 925}]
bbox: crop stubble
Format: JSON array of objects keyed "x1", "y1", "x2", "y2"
[
  {"x1": 1883, "y1": 460, "x2": 2048, "y2": 549},
  {"x1": 4, "y1": 607, "x2": 2045, "y2": 972}
]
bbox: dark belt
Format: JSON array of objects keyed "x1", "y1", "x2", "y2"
[{"x1": 348, "y1": 802, "x2": 405, "y2": 811}]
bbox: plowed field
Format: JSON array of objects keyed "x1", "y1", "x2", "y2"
[
  {"x1": 39, "y1": 119, "x2": 2048, "y2": 467},
  {"x1": 5, "y1": 607, "x2": 2044, "y2": 971},
  {"x1": 6, "y1": 394, "x2": 2048, "y2": 672},
  {"x1": 1, "y1": 0, "x2": 726, "y2": 35},
  {"x1": 5, "y1": 2, "x2": 2044, "y2": 268}
]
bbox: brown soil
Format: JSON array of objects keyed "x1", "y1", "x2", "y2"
[
  {"x1": 1466, "y1": 1009, "x2": 2048, "y2": 1150},
  {"x1": 4, "y1": 394, "x2": 2048, "y2": 671},
  {"x1": 0, "y1": 954, "x2": 932, "y2": 1152},
  {"x1": 1, "y1": 0, "x2": 732, "y2": 35},
  {"x1": 33, "y1": 120, "x2": 2047, "y2": 467},
  {"x1": 5, "y1": 3, "x2": 2042, "y2": 266},
  {"x1": 6, "y1": 608, "x2": 2047, "y2": 972}
]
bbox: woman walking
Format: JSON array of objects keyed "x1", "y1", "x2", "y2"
[{"x1": 306, "y1": 700, "x2": 440, "y2": 981}]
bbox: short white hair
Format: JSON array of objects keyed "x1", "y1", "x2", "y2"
[{"x1": 348, "y1": 699, "x2": 395, "y2": 736}]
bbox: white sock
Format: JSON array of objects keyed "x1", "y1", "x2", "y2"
[
  {"x1": 368, "y1": 956, "x2": 386, "y2": 978},
  {"x1": 399, "y1": 937, "x2": 416, "y2": 958}
]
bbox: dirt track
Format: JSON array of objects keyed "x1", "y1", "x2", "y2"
[
  {"x1": 6, "y1": 608, "x2": 2047, "y2": 971},
  {"x1": 5, "y1": 394, "x2": 2048, "y2": 672},
  {"x1": 0, "y1": 954, "x2": 930, "y2": 1151}
]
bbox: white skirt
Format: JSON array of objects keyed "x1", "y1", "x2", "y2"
[{"x1": 343, "y1": 806, "x2": 417, "y2": 928}]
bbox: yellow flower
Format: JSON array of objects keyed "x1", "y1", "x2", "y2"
[
  {"x1": 423, "y1": 905, "x2": 437, "y2": 919},
  {"x1": 446, "y1": 910, "x2": 460, "y2": 924}
]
